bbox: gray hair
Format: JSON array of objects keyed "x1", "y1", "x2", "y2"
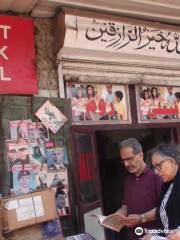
[
  {"x1": 119, "y1": 138, "x2": 142, "y2": 154},
  {"x1": 150, "y1": 143, "x2": 180, "y2": 163}
]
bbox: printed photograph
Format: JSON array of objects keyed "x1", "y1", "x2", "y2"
[
  {"x1": 136, "y1": 85, "x2": 180, "y2": 122},
  {"x1": 65, "y1": 82, "x2": 131, "y2": 124}
]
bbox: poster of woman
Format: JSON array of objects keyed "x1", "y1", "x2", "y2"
[
  {"x1": 66, "y1": 82, "x2": 131, "y2": 124},
  {"x1": 136, "y1": 85, "x2": 180, "y2": 122}
]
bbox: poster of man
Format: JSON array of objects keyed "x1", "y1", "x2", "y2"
[
  {"x1": 136, "y1": 85, "x2": 180, "y2": 122},
  {"x1": 66, "y1": 82, "x2": 131, "y2": 124}
]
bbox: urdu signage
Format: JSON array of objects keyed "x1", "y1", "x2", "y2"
[
  {"x1": 0, "y1": 15, "x2": 38, "y2": 94},
  {"x1": 64, "y1": 15, "x2": 180, "y2": 59}
]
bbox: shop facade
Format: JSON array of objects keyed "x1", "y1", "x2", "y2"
[
  {"x1": 55, "y1": 8, "x2": 180, "y2": 240},
  {"x1": 1, "y1": 7, "x2": 180, "y2": 240}
]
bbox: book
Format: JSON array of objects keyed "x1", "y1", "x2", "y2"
[
  {"x1": 91, "y1": 212, "x2": 127, "y2": 232},
  {"x1": 41, "y1": 219, "x2": 64, "y2": 239},
  {"x1": 65, "y1": 233, "x2": 96, "y2": 240}
]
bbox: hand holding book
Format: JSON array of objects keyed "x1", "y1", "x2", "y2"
[{"x1": 91, "y1": 212, "x2": 127, "y2": 232}]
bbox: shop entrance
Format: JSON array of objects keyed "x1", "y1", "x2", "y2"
[{"x1": 96, "y1": 127, "x2": 175, "y2": 240}]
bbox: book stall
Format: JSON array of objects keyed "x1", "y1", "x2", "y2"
[{"x1": 0, "y1": 99, "x2": 81, "y2": 239}]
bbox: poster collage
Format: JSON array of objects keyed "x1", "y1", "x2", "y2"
[
  {"x1": 66, "y1": 81, "x2": 180, "y2": 124},
  {"x1": 66, "y1": 82, "x2": 130, "y2": 123},
  {"x1": 6, "y1": 119, "x2": 70, "y2": 217}
]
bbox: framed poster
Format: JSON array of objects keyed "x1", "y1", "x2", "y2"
[
  {"x1": 136, "y1": 85, "x2": 180, "y2": 123},
  {"x1": 65, "y1": 82, "x2": 131, "y2": 124}
]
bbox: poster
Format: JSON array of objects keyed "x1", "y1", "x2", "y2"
[
  {"x1": 136, "y1": 85, "x2": 180, "y2": 122},
  {"x1": 35, "y1": 100, "x2": 67, "y2": 134},
  {"x1": 65, "y1": 82, "x2": 131, "y2": 124}
]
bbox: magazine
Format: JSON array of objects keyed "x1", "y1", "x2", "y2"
[
  {"x1": 28, "y1": 122, "x2": 48, "y2": 142},
  {"x1": 35, "y1": 100, "x2": 67, "y2": 134},
  {"x1": 42, "y1": 219, "x2": 64, "y2": 239},
  {"x1": 13, "y1": 164, "x2": 36, "y2": 195},
  {"x1": 9, "y1": 119, "x2": 31, "y2": 139},
  {"x1": 91, "y1": 212, "x2": 127, "y2": 232},
  {"x1": 47, "y1": 169, "x2": 68, "y2": 188},
  {"x1": 35, "y1": 165, "x2": 47, "y2": 190},
  {"x1": 29, "y1": 141, "x2": 47, "y2": 167},
  {"x1": 6, "y1": 139, "x2": 30, "y2": 170},
  {"x1": 45, "y1": 141, "x2": 66, "y2": 170}
]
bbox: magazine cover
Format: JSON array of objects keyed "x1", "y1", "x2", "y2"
[
  {"x1": 9, "y1": 119, "x2": 32, "y2": 139},
  {"x1": 29, "y1": 141, "x2": 47, "y2": 167},
  {"x1": 6, "y1": 139, "x2": 30, "y2": 170},
  {"x1": 35, "y1": 100, "x2": 67, "y2": 134},
  {"x1": 13, "y1": 164, "x2": 36, "y2": 195},
  {"x1": 35, "y1": 165, "x2": 47, "y2": 190},
  {"x1": 45, "y1": 141, "x2": 66, "y2": 170},
  {"x1": 55, "y1": 186, "x2": 70, "y2": 217},
  {"x1": 47, "y1": 169, "x2": 68, "y2": 188},
  {"x1": 42, "y1": 219, "x2": 64, "y2": 239},
  {"x1": 28, "y1": 122, "x2": 48, "y2": 142}
]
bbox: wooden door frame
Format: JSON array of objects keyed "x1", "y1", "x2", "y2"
[{"x1": 70, "y1": 126, "x2": 103, "y2": 232}]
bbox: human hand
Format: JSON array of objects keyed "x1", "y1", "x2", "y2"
[
  {"x1": 126, "y1": 214, "x2": 141, "y2": 227},
  {"x1": 167, "y1": 229, "x2": 180, "y2": 240}
]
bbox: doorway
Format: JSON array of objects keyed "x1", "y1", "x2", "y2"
[{"x1": 96, "y1": 127, "x2": 175, "y2": 240}]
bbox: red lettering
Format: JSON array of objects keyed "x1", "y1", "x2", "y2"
[{"x1": 79, "y1": 152, "x2": 96, "y2": 182}]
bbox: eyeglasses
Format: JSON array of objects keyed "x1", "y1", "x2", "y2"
[
  {"x1": 152, "y1": 159, "x2": 170, "y2": 171},
  {"x1": 120, "y1": 153, "x2": 139, "y2": 164}
]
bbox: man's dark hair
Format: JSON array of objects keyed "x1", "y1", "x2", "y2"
[
  {"x1": 119, "y1": 138, "x2": 142, "y2": 155},
  {"x1": 55, "y1": 189, "x2": 66, "y2": 198},
  {"x1": 115, "y1": 90, "x2": 123, "y2": 101}
]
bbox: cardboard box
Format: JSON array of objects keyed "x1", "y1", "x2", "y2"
[
  {"x1": 2, "y1": 189, "x2": 58, "y2": 232},
  {"x1": 11, "y1": 219, "x2": 64, "y2": 240}
]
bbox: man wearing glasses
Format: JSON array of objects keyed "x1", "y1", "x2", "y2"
[{"x1": 117, "y1": 138, "x2": 162, "y2": 240}]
